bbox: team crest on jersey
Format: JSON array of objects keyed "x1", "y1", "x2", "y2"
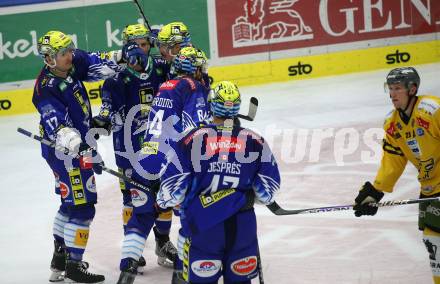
[
  {"x1": 417, "y1": 128, "x2": 425, "y2": 136},
  {"x1": 416, "y1": 117, "x2": 430, "y2": 130}
]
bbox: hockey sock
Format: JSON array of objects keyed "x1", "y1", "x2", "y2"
[
  {"x1": 64, "y1": 204, "x2": 96, "y2": 261},
  {"x1": 155, "y1": 209, "x2": 172, "y2": 235},
  {"x1": 122, "y1": 205, "x2": 133, "y2": 233},
  {"x1": 53, "y1": 210, "x2": 69, "y2": 244},
  {"x1": 120, "y1": 232, "x2": 147, "y2": 270},
  {"x1": 64, "y1": 221, "x2": 90, "y2": 261}
]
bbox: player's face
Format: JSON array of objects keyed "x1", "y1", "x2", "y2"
[
  {"x1": 388, "y1": 83, "x2": 410, "y2": 109},
  {"x1": 134, "y1": 38, "x2": 150, "y2": 54},
  {"x1": 56, "y1": 49, "x2": 74, "y2": 71},
  {"x1": 159, "y1": 43, "x2": 181, "y2": 62}
]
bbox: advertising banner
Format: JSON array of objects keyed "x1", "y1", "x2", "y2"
[
  {"x1": 0, "y1": 0, "x2": 209, "y2": 83},
  {"x1": 215, "y1": 0, "x2": 440, "y2": 58}
]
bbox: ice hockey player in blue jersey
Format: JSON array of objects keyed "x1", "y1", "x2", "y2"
[
  {"x1": 32, "y1": 30, "x2": 123, "y2": 283},
  {"x1": 116, "y1": 46, "x2": 212, "y2": 284},
  {"x1": 157, "y1": 22, "x2": 211, "y2": 89},
  {"x1": 156, "y1": 81, "x2": 281, "y2": 284},
  {"x1": 91, "y1": 23, "x2": 175, "y2": 273}
]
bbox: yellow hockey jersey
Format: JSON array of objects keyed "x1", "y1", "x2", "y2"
[{"x1": 374, "y1": 95, "x2": 440, "y2": 196}]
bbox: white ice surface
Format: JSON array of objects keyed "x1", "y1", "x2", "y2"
[{"x1": 1, "y1": 63, "x2": 440, "y2": 283}]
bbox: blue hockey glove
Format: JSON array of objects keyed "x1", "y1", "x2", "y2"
[
  {"x1": 353, "y1": 182, "x2": 384, "y2": 217},
  {"x1": 122, "y1": 42, "x2": 148, "y2": 69}
]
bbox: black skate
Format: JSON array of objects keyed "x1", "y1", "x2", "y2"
[
  {"x1": 117, "y1": 258, "x2": 139, "y2": 284},
  {"x1": 64, "y1": 259, "x2": 104, "y2": 283},
  {"x1": 153, "y1": 227, "x2": 177, "y2": 268},
  {"x1": 49, "y1": 240, "x2": 66, "y2": 282},
  {"x1": 171, "y1": 270, "x2": 186, "y2": 284},
  {"x1": 137, "y1": 256, "x2": 146, "y2": 275}
]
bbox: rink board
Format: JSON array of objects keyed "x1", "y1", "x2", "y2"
[{"x1": 1, "y1": 38, "x2": 439, "y2": 116}]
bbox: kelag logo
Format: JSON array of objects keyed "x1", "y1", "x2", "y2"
[
  {"x1": 0, "y1": 99, "x2": 12, "y2": 110},
  {"x1": 288, "y1": 62, "x2": 312, "y2": 76},
  {"x1": 386, "y1": 50, "x2": 411, "y2": 64}
]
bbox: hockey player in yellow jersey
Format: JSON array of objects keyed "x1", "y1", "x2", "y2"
[{"x1": 354, "y1": 66, "x2": 440, "y2": 283}]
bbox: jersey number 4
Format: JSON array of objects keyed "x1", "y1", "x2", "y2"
[{"x1": 148, "y1": 109, "x2": 164, "y2": 136}]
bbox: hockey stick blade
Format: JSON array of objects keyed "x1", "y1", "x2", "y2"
[
  {"x1": 17, "y1": 127, "x2": 151, "y2": 192},
  {"x1": 237, "y1": 97, "x2": 258, "y2": 121},
  {"x1": 267, "y1": 197, "x2": 440, "y2": 216}
]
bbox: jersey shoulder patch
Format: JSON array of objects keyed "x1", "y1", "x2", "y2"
[
  {"x1": 34, "y1": 72, "x2": 58, "y2": 97},
  {"x1": 183, "y1": 126, "x2": 212, "y2": 145},
  {"x1": 238, "y1": 127, "x2": 264, "y2": 145},
  {"x1": 383, "y1": 109, "x2": 396, "y2": 127},
  {"x1": 181, "y1": 77, "x2": 196, "y2": 91},
  {"x1": 417, "y1": 95, "x2": 440, "y2": 116}
]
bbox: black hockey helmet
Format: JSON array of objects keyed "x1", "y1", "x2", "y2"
[{"x1": 386, "y1": 67, "x2": 420, "y2": 94}]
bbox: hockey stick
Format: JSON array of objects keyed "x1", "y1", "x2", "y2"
[
  {"x1": 266, "y1": 197, "x2": 440, "y2": 216},
  {"x1": 17, "y1": 127, "x2": 152, "y2": 193},
  {"x1": 132, "y1": 0, "x2": 152, "y2": 31},
  {"x1": 237, "y1": 97, "x2": 258, "y2": 121}
]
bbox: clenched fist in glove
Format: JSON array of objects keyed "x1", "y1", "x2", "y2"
[
  {"x1": 122, "y1": 42, "x2": 148, "y2": 69},
  {"x1": 353, "y1": 182, "x2": 384, "y2": 217},
  {"x1": 56, "y1": 127, "x2": 81, "y2": 153}
]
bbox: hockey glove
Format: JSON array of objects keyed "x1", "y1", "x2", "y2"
[
  {"x1": 78, "y1": 143, "x2": 104, "y2": 175},
  {"x1": 92, "y1": 116, "x2": 111, "y2": 132},
  {"x1": 353, "y1": 182, "x2": 384, "y2": 217},
  {"x1": 122, "y1": 42, "x2": 148, "y2": 70},
  {"x1": 56, "y1": 127, "x2": 81, "y2": 153},
  {"x1": 91, "y1": 116, "x2": 111, "y2": 140}
]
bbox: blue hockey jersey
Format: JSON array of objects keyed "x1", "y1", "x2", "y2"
[
  {"x1": 135, "y1": 76, "x2": 212, "y2": 182},
  {"x1": 98, "y1": 56, "x2": 169, "y2": 168},
  {"x1": 156, "y1": 124, "x2": 281, "y2": 235},
  {"x1": 32, "y1": 49, "x2": 122, "y2": 161}
]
